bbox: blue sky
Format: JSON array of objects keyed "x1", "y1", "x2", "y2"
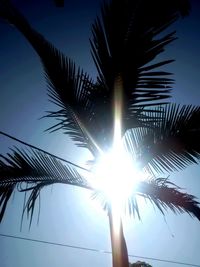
[{"x1": 0, "y1": 0, "x2": 200, "y2": 266}]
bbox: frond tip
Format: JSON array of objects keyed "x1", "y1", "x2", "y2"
[
  {"x1": 137, "y1": 178, "x2": 200, "y2": 221},
  {"x1": 125, "y1": 104, "x2": 200, "y2": 174},
  {"x1": 0, "y1": 147, "x2": 91, "y2": 224}
]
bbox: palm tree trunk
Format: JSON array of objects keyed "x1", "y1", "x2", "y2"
[{"x1": 108, "y1": 209, "x2": 129, "y2": 267}]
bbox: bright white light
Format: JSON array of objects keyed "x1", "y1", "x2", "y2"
[
  {"x1": 88, "y1": 76, "x2": 148, "y2": 215},
  {"x1": 92, "y1": 145, "x2": 146, "y2": 213}
]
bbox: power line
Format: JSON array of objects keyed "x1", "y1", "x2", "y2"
[
  {"x1": 0, "y1": 131, "x2": 89, "y2": 172},
  {"x1": 0, "y1": 233, "x2": 199, "y2": 267},
  {"x1": 0, "y1": 233, "x2": 101, "y2": 252}
]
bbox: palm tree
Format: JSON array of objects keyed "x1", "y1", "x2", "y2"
[{"x1": 0, "y1": 0, "x2": 200, "y2": 267}]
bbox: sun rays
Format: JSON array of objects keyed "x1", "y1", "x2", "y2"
[{"x1": 90, "y1": 76, "x2": 147, "y2": 216}]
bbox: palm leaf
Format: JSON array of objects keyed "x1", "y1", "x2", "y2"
[
  {"x1": 124, "y1": 104, "x2": 200, "y2": 174},
  {"x1": 0, "y1": 2, "x2": 101, "y2": 155},
  {"x1": 134, "y1": 178, "x2": 200, "y2": 221},
  {"x1": 0, "y1": 0, "x2": 191, "y2": 153},
  {"x1": 90, "y1": 0, "x2": 190, "y2": 131},
  {"x1": 0, "y1": 1, "x2": 123, "y2": 154},
  {"x1": 43, "y1": 56, "x2": 99, "y2": 154},
  {"x1": 2, "y1": 0, "x2": 200, "y2": 229},
  {"x1": 0, "y1": 147, "x2": 92, "y2": 223},
  {"x1": 92, "y1": 177, "x2": 200, "y2": 221}
]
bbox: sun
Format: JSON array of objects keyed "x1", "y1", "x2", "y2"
[
  {"x1": 88, "y1": 76, "x2": 148, "y2": 215},
  {"x1": 92, "y1": 145, "x2": 145, "y2": 210},
  {"x1": 88, "y1": 76, "x2": 148, "y2": 216}
]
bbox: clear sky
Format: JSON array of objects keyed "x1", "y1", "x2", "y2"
[{"x1": 0, "y1": 0, "x2": 200, "y2": 266}]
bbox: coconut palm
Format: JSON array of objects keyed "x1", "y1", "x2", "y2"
[{"x1": 0, "y1": 1, "x2": 200, "y2": 267}]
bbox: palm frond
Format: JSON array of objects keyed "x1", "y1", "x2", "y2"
[
  {"x1": 43, "y1": 56, "x2": 98, "y2": 154},
  {"x1": 135, "y1": 178, "x2": 200, "y2": 221},
  {"x1": 40, "y1": 46, "x2": 99, "y2": 154},
  {"x1": 0, "y1": 147, "x2": 92, "y2": 223},
  {"x1": 90, "y1": 0, "x2": 190, "y2": 129},
  {"x1": 0, "y1": 2, "x2": 101, "y2": 155},
  {"x1": 92, "y1": 177, "x2": 200, "y2": 221},
  {"x1": 124, "y1": 104, "x2": 200, "y2": 174},
  {"x1": 2, "y1": 0, "x2": 200, "y2": 230},
  {"x1": 0, "y1": 1, "x2": 124, "y2": 154},
  {"x1": 0, "y1": 130, "x2": 89, "y2": 171},
  {"x1": 0, "y1": 0, "x2": 191, "y2": 154}
]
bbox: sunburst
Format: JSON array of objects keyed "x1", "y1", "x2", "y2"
[{"x1": 90, "y1": 77, "x2": 147, "y2": 217}]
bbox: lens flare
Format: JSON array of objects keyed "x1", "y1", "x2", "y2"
[
  {"x1": 88, "y1": 76, "x2": 147, "y2": 216},
  {"x1": 93, "y1": 147, "x2": 144, "y2": 206}
]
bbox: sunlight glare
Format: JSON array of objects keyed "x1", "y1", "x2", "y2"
[
  {"x1": 93, "y1": 146, "x2": 145, "y2": 211},
  {"x1": 89, "y1": 76, "x2": 148, "y2": 216}
]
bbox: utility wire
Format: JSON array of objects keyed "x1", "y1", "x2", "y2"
[
  {"x1": 0, "y1": 233, "x2": 199, "y2": 267},
  {"x1": 0, "y1": 131, "x2": 89, "y2": 172}
]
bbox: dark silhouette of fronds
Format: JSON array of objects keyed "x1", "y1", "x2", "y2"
[{"x1": 0, "y1": 1, "x2": 199, "y2": 267}]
